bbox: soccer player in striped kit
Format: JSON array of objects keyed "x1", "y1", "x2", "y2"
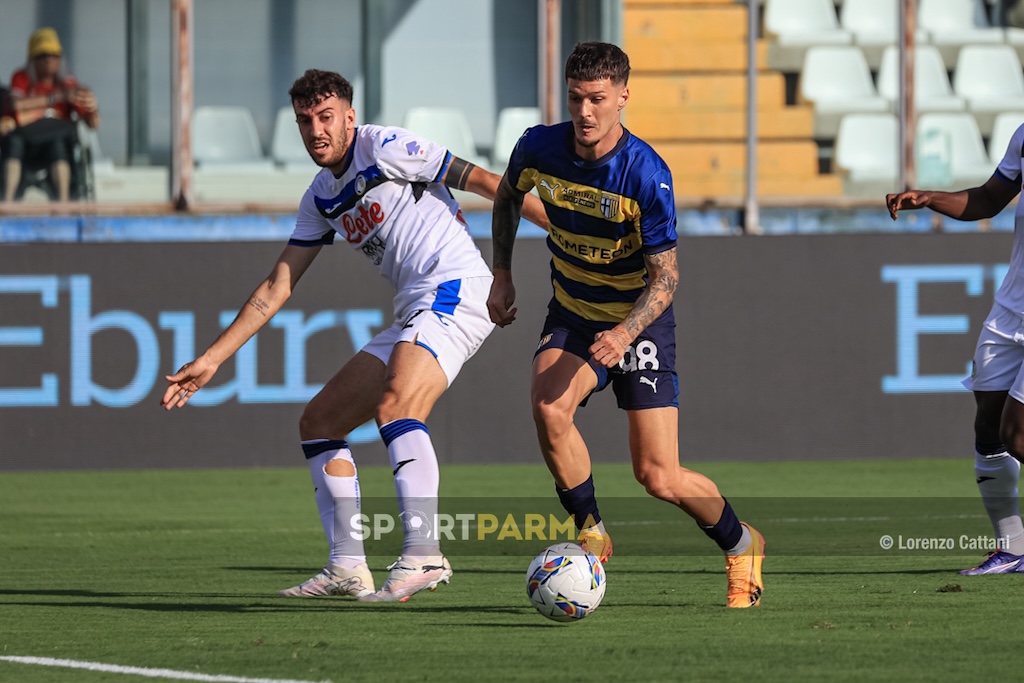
[
  {"x1": 487, "y1": 43, "x2": 765, "y2": 607},
  {"x1": 162, "y1": 69, "x2": 547, "y2": 602}
]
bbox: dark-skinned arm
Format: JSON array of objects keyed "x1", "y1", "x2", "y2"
[{"x1": 887, "y1": 174, "x2": 1020, "y2": 222}]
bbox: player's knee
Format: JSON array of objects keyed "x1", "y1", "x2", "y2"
[
  {"x1": 633, "y1": 466, "x2": 675, "y2": 501},
  {"x1": 299, "y1": 400, "x2": 336, "y2": 440},
  {"x1": 375, "y1": 389, "x2": 405, "y2": 425},
  {"x1": 1000, "y1": 424, "x2": 1024, "y2": 459},
  {"x1": 532, "y1": 398, "x2": 573, "y2": 435}
]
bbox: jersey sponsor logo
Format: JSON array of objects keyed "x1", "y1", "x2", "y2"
[
  {"x1": 381, "y1": 133, "x2": 397, "y2": 147},
  {"x1": 548, "y1": 224, "x2": 638, "y2": 263},
  {"x1": 406, "y1": 141, "x2": 423, "y2": 156},
  {"x1": 659, "y1": 182, "x2": 670, "y2": 191},
  {"x1": 341, "y1": 202, "x2": 386, "y2": 245},
  {"x1": 360, "y1": 233, "x2": 386, "y2": 266},
  {"x1": 355, "y1": 174, "x2": 367, "y2": 196},
  {"x1": 561, "y1": 186, "x2": 597, "y2": 210}
]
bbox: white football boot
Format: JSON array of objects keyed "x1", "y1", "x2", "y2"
[{"x1": 358, "y1": 555, "x2": 452, "y2": 603}]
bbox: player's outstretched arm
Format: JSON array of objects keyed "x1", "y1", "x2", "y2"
[
  {"x1": 161, "y1": 244, "x2": 321, "y2": 409},
  {"x1": 441, "y1": 155, "x2": 549, "y2": 231},
  {"x1": 886, "y1": 174, "x2": 1019, "y2": 222},
  {"x1": 487, "y1": 174, "x2": 528, "y2": 327},
  {"x1": 590, "y1": 247, "x2": 679, "y2": 368}
]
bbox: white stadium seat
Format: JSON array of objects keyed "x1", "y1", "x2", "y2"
[
  {"x1": 988, "y1": 112, "x2": 1024, "y2": 166},
  {"x1": 798, "y1": 46, "x2": 889, "y2": 138},
  {"x1": 918, "y1": 0, "x2": 1004, "y2": 68},
  {"x1": 270, "y1": 105, "x2": 318, "y2": 173},
  {"x1": 402, "y1": 106, "x2": 490, "y2": 171},
  {"x1": 916, "y1": 112, "x2": 993, "y2": 188},
  {"x1": 952, "y1": 45, "x2": 1024, "y2": 135},
  {"x1": 876, "y1": 45, "x2": 966, "y2": 114},
  {"x1": 192, "y1": 106, "x2": 274, "y2": 173},
  {"x1": 834, "y1": 113, "x2": 899, "y2": 197},
  {"x1": 839, "y1": 0, "x2": 929, "y2": 69},
  {"x1": 491, "y1": 106, "x2": 541, "y2": 172},
  {"x1": 764, "y1": 0, "x2": 852, "y2": 72}
]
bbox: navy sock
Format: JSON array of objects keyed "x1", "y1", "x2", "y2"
[
  {"x1": 699, "y1": 499, "x2": 743, "y2": 552},
  {"x1": 556, "y1": 475, "x2": 602, "y2": 529}
]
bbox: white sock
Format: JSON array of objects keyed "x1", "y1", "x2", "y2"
[
  {"x1": 975, "y1": 449, "x2": 1024, "y2": 555},
  {"x1": 726, "y1": 524, "x2": 752, "y2": 556},
  {"x1": 302, "y1": 440, "x2": 366, "y2": 570},
  {"x1": 379, "y1": 419, "x2": 441, "y2": 558},
  {"x1": 321, "y1": 451, "x2": 367, "y2": 570}
]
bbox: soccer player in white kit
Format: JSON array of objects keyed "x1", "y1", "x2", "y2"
[
  {"x1": 162, "y1": 69, "x2": 547, "y2": 601},
  {"x1": 888, "y1": 123, "x2": 1024, "y2": 574}
]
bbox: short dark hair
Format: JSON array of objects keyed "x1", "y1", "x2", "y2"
[
  {"x1": 288, "y1": 69, "x2": 354, "y2": 110},
  {"x1": 564, "y1": 42, "x2": 630, "y2": 86}
]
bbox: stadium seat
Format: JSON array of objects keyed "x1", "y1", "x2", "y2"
[
  {"x1": 270, "y1": 105, "x2": 317, "y2": 172},
  {"x1": 402, "y1": 106, "x2": 490, "y2": 170},
  {"x1": 798, "y1": 46, "x2": 889, "y2": 138},
  {"x1": 916, "y1": 112, "x2": 993, "y2": 188},
  {"x1": 764, "y1": 0, "x2": 852, "y2": 72},
  {"x1": 918, "y1": 0, "x2": 1004, "y2": 68},
  {"x1": 192, "y1": 106, "x2": 274, "y2": 172},
  {"x1": 839, "y1": 0, "x2": 929, "y2": 68},
  {"x1": 491, "y1": 106, "x2": 541, "y2": 172},
  {"x1": 988, "y1": 112, "x2": 1024, "y2": 165},
  {"x1": 833, "y1": 112, "x2": 899, "y2": 197},
  {"x1": 876, "y1": 45, "x2": 966, "y2": 114},
  {"x1": 952, "y1": 45, "x2": 1024, "y2": 135}
]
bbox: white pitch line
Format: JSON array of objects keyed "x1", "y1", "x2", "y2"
[{"x1": 0, "y1": 657, "x2": 329, "y2": 683}]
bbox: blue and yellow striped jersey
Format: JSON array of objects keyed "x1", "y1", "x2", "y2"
[{"x1": 508, "y1": 122, "x2": 677, "y2": 326}]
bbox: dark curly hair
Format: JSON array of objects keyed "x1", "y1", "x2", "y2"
[
  {"x1": 288, "y1": 69, "x2": 354, "y2": 110},
  {"x1": 564, "y1": 42, "x2": 630, "y2": 86}
]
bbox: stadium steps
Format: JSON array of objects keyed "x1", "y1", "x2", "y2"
[{"x1": 623, "y1": 0, "x2": 842, "y2": 201}]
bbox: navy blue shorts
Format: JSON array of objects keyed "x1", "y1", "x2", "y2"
[{"x1": 535, "y1": 311, "x2": 679, "y2": 410}]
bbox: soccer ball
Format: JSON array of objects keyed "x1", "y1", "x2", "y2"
[{"x1": 525, "y1": 542, "x2": 606, "y2": 622}]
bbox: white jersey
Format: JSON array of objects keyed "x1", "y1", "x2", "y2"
[
  {"x1": 994, "y1": 124, "x2": 1024, "y2": 316},
  {"x1": 291, "y1": 124, "x2": 492, "y2": 319}
]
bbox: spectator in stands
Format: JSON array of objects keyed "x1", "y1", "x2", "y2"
[
  {"x1": 0, "y1": 83, "x2": 12, "y2": 200},
  {"x1": 2, "y1": 27, "x2": 100, "y2": 202},
  {"x1": 887, "y1": 130, "x2": 1024, "y2": 576}
]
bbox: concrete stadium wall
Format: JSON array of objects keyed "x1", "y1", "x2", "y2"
[{"x1": 0, "y1": 233, "x2": 1009, "y2": 471}]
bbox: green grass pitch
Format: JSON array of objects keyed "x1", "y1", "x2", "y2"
[{"x1": 2, "y1": 458, "x2": 1023, "y2": 682}]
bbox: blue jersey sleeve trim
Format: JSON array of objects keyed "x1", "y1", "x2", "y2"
[
  {"x1": 434, "y1": 151, "x2": 454, "y2": 183},
  {"x1": 643, "y1": 240, "x2": 677, "y2": 255},
  {"x1": 994, "y1": 168, "x2": 1020, "y2": 184}
]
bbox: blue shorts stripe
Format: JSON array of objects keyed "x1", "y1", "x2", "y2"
[{"x1": 431, "y1": 279, "x2": 462, "y2": 315}]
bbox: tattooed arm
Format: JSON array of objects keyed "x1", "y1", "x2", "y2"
[
  {"x1": 442, "y1": 156, "x2": 549, "y2": 232},
  {"x1": 589, "y1": 247, "x2": 679, "y2": 369},
  {"x1": 162, "y1": 244, "x2": 321, "y2": 409},
  {"x1": 486, "y1": 174, "x2": 528, "y2": 327}
]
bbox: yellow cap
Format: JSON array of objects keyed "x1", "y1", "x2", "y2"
[{"x1": 28, "y1": 27, "x2": 62, "y2": 59}]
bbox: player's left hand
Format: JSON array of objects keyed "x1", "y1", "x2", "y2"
[
  {"x1": 589, "y1": 328, "x2": 631, "y2": 368},
  {"x1": 161, "y1": 356, "x2": 219, "y2": 410}
]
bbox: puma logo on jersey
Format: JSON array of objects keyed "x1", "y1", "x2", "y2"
[
  {"x1": 659, "y1": 182, "x2": 670, "y2": 191},
  {"x1": 539, "y1": 179, "x2": 561, "y2": 199},
  {"x1": 639, "y1": 376, "x2": 658, "y2": 392}
]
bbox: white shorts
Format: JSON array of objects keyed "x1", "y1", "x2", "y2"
[
  {"x1": 361, "y1": 276, "x2": 495, "y2": 387},
  {"x1": 963, "y1": 302, "x2": 1024, "y2": 402}
]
